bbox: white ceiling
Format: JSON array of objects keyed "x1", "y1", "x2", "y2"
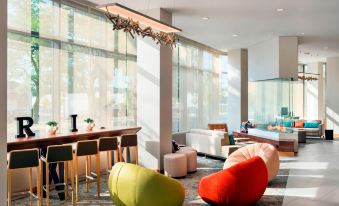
[{"x1": 90, "y1": 0, "x2": 339, "y2": 63}]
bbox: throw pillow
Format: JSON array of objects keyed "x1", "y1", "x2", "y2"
[
  {"x1": 283, "y1": 120, "x2": 293, "y2": 127},
  {"x1": 294, "y1": 121, "x2": 304, "y2": 128},
  {"x1": 228, "y1": 134, "x2": 235, "y2": 145},
  {"x1": 304, "y1": 122, "x2": 320, "y2": 128}
]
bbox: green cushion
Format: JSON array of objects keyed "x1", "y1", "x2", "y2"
[
  {"x1": 108, "y1": 162, "x2": 185, "y2": 206},
  {"x1": 229, "y1": 134, "x2": 235, "y2": 145}
]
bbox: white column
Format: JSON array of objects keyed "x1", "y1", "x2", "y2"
[
  {"x1": 326, "y1": 57, "x2": 339, "y2": 134},
  {"x1": 227, "y1": 49, "x2": 248, "y2": 133},
  {"x1": 304, "y1": 62, "x2": 324, "y2": 120},
  {"x1": 137, "y1": 9, "x2": 172, "y2": 170},
  {"x1": 0, "y1": 0, "x2": 7, "y2": 203}
]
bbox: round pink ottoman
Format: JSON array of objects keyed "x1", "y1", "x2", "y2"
[
  {"x1": 177, "y1": 149, "x2": 197, "y2": 173},
  {"x1": 164, "y1": 153, "x2": 187, "y2": 178},
  {"x1": 223, "y1": 143, "x2": 279, "y2": 181}
]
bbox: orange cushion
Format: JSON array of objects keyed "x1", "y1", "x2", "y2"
[
  {"x1": 198, "y1": 156, "x2": 268, "y2": 206},
  {"x1": 294, "y1": 121, "x2": 304, "y2": 128}
]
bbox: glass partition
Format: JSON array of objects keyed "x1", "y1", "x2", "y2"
[{"x1": 248, "y1": 79, "x2": 304, "y2": 124}]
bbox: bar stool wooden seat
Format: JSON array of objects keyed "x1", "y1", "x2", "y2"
[
  {"x1": 74, "y1": 140, "x2": 100, "y2": 202},
  {"x1": 120, "y1": 134, "x2": 138, "y2": 164},
  {"x1": 98, "y1": 137, "x2": 119, "y2": 177},
  {"x1": 7, "y1": 149, "x2": 41, "y2": 206},
  {"x1": 40, "y1": 145, "x2": 74, "y2": 206}
]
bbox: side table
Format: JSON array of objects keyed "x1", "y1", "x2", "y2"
[{"x1": 325, "y1": 129, "x2": 334, "y2": 140}]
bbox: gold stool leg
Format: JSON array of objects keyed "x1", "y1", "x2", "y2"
[
  {"x1": 96, "y1": 153, "x2": 100, "y2": 197},
  {"x1": 70, "y1": 160, "x2": 74, "y2": 205},
  {"x1": 85, "y1": 156, "x2": 89, "y2": 192},
  {"x1": 125, "y1": 147, "x2": 128, "y2": 163},
  {"x1": 46, "y1": 163, "x2": 50, "y2": 206},
  {"x1": 89, "y1": 155, "x2": 92, "y2": 189},
  {"x1": 7, "y1": 169, "x2": 11, "y2": 206},
  {"x1": 37, "y1": 163, "x2": 41, "y2": 206},
  {"x1": 135, "y1": 146, "x2": 138, "y2": 165},
  {"x1": 29, "y1": 168, "x2": 33, "y2": 206},
  {"x1": 75, "y1": 156, "x2": 78, "y2": 202},
  {"x1": 106, "y1": 151, "x2": 110, "y2": 177},
  {"x1": 119, "y1": 147, "x2": 123, "y2": 163},
  {"x1": 115, "y1": 149, "x2": 120, "y2": 162},
  {"x1": 64, "y1": 161, "x2": 68, "y2": 200}
]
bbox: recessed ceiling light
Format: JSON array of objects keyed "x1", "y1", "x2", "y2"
[
  {"x1": 201, "y1": 17, "x2": 209, "y2": 20},
  {"x1": 232, "y1": 34, "x2": 238, "y2": 37},
  {"x1": 324, "y1": 46, "x2": 329, "y2": 49},
  {"x1": 276, "y1": 8, "x2": 285, "y2": 12},
  {"x1": 301, "y1": 32, "x2": 305, "y2": 35}
]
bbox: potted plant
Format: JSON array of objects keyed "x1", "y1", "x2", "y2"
[
  {"x1": 46, "y1": 120, "x2": 58, "y2": 135},
  {"x1": 84, "y1": 118, "x2": 95, "y2": 131}
]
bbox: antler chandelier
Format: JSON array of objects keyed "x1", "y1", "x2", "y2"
[
  {"x1": 298, "y1": 72, "x2": 319, "y2": 81},
  {"x1": 98, "y1": 3, "x2": 181, "y2": 48}
]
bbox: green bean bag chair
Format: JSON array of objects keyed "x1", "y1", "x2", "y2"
[{"x1": 108, "y1": 162, "x2": 185, "y2": 206}]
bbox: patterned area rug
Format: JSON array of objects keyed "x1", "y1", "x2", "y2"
[
  {"x1": 182, "y1": 156, "x2": 289, "y2": 206},
  {"x1": 12, "y1": 156, "x2": 289, "y2": 205}
]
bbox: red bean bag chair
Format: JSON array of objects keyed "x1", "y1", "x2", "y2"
[{"x1": 198, "y1": 156, "x2": 268, "y2": 206}]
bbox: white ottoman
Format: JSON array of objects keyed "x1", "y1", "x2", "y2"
[
  {"x1": 177, "y1": 149, "x2": 197, "y2": 173},
  {"x1": 164, "y1": 153, "x2": 187, "y2": 178}
]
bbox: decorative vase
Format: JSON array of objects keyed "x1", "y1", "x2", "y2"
[
  {"x1": 86, "y1": 123, "x2": 95, "y2": 131},
  {"x1": 47, "y1": 126, "x2": 58, "y2": 135}
]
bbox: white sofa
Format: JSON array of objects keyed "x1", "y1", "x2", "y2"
[{"x1": 185, "y1": 129, "x2": 242, "y2": 158}]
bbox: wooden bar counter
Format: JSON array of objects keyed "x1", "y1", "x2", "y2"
[{"x1": 7, "y1": 127, "x2": 141, "y2": 152}]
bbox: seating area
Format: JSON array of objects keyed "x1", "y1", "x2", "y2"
[{"x1": 1, "y1": 1, "x2": 339, "y2": 206}]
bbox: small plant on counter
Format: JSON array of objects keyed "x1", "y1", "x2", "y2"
[
  {"x1": 84, "y1": 118, "x2": 94, "y2": 124},
  {"x1": 46, "y1": 120, "x2": 58, "y2": 135},
  {"x1": 84, "y1": 118, "x2": 95, "y2": 131},
  {"x1": 47, "y1": 121, "x2": 58, "y2": 127}
]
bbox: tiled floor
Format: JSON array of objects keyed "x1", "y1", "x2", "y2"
[{"x1": 281, "y1": 139, "x2": 339, "y2": 206}]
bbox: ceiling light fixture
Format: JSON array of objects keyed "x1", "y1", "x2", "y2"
[
  {"x1": 276, "y1": 8, "x2": 285, "y2": 12},
  {"x1": 232, "y1": 34, "x2": 239, "y2": 37},
  {"x1": 324, "y1": 46, "x2": 329, "y2": 49},
  {"x1": 98, "y1": 3, "x2": 181, "y2": 47},
  {"x1": 298, "y1": 72, "x2": 319, "y2": 81},
  {"x1": 301, "y1": 32, "x2": 305, "y2": 35},
  {"x1": 202, "y1": 17, "x2": 209, "y2": 20}
]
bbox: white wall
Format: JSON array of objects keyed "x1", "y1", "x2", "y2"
[
  {"x1": 137, "y1": 9, "x2": 172, "y2": 170},
  {"x1": 248, "y1": 37, "x2": 298, "y2": 81},
  {"x1": 326, "y1": 57, "x2": 339, "y2": 134},
  {"x1": 228, "y1": 49, "x2": 248, "y2": 133},
  {"x1": 0, "y1": 0, "x2": 7, "y2": 203},
  {"x1": 304, "y1": 62, "x2": 324, "y2": 120}
]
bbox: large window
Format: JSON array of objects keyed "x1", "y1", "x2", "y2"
[
  {"x1": 7, "y1": 0, "x2": 137, "y2": 136},
  {"x1": 172, "y1": 41, "x2": 228, "y2": 132}
]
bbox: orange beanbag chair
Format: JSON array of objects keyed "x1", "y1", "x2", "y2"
[
  {"x1": 224, "y1": 143, "x2": 280, "y2": 182},
  {"x1": 198, "y1": 156, "x2": 268, "y2": 206}
]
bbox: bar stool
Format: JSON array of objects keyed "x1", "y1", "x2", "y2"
[
  {"x1": 120, "y1": 134, "x2": 138, "y2": 164},
  {"x1": 98, "y1": 137, "x2": 119, "y2": 177},
  {"x1": 7, "y1": 149, "x2": 41, "y2": 206},
  {"x1": 40, "y1": 145, "x2": 74, "y2": 206},
  {"x1": 74, "y1": 140, "x2": 100, "y2": 202}
]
